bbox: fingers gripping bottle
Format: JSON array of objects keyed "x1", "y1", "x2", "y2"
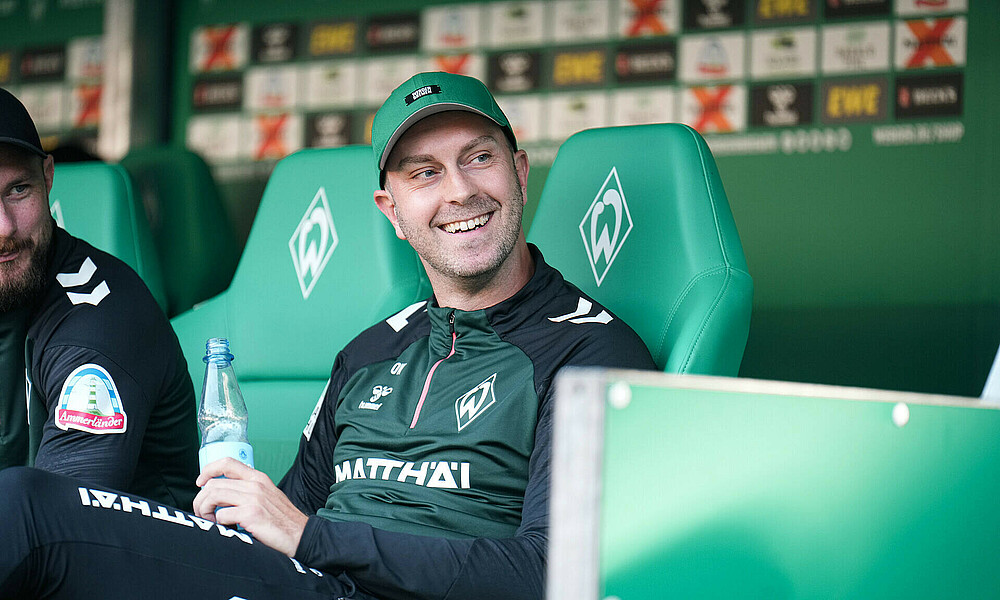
[{"x1": 198, "y1": 338, "x2": 254, "y2": 471}]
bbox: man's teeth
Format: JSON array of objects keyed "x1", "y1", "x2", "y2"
[{"x1": 442, "y1": 214, "x2": 490, "y2": 233}]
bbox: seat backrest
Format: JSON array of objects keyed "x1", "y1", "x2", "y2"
[
  {"x1": 120, "y1": 147, "x2": 241, "y2": 317},
  {"x1": 527, "y1": 124, "x2": 752, "y2": 375},
  {"x1": 49, "y1": 162, "x2": 167, "y2": 310},
  {"x1": 171, "y1": 145, "x2": 430, "y2": 479}
]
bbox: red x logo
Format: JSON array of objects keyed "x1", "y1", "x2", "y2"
[
  {"x1": 626, "y1": 0, "x2": 667, "y2": 37},
  {"x1": 203, "y1": 27, "x2": 237, "y2": 71},
  {"x1": 434, "y1": 54, "x2": 471, "y2": 75},
  {"x1": 74, "y1": 85, "x2": 101, "y2": 128},
  {"x1": 905, "y1": 19, "x2": 955, "y2": 68},
  {"x1": 692, "y1": 86, "x2": 733, "y2": 133},
  {"x1": 255, "y1": 114, "x2": 289, "y2": 160}
]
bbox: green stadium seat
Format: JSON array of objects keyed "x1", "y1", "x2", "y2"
[
  {"x1": 527, "y1": 124, "x2": 752, "y2": 375},
  {"x1": 170, "y1": 146, "x2": 430, "y2": 481},
  {"x1": 49, "y1": 162, "x2": 167, "y2": 311},
  {"x1": 120, "y1": 147, "x2": 240, "y2": 317}
]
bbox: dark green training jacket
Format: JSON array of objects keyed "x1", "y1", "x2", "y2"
[{"x1": 280, "y1": 245, "x2": 656, "y2": 600}]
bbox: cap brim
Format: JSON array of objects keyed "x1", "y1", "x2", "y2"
[
  {"x1": 379, "y1": 102, "x2": 495, "y2": 170},
  {"x1": 0, "y1": 137, "x2": 47, "y2": 158}
]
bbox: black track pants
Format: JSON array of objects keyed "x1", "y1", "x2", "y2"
[{"x1": 0, "y1": 467, "x2": 362, "y2": 600}]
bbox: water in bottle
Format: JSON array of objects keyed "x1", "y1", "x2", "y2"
[{"x1": 198, "y1": 337, "x2": 254, "y2": 471}]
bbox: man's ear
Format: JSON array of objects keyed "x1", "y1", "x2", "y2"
[
  {"x1": 513, "y1": 149, "x2": 529, "y2": 207},
  {"x1": 43, "y1": 154, "x2": 55, "y2": 195},
  {"x1": 374, "y1": 189, "x2": 406, "y2": 240}
]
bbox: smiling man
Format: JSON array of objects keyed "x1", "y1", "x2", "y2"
[
  {"x1": 0, "y1": 87, "x2": 199, "y2": 508},
  {"x1": 1, "y1": 73, "x2": 654, "y2": 599}
]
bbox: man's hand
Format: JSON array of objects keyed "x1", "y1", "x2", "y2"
[{"x1": 194, "y1": 458, "x2": 309, "y2": 557}]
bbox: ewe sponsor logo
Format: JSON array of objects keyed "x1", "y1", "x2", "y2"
[
  {"x1": 289, "y1": 187, "x2": 338, "y2": 299},
  {"x1": 580, "y1": 167, "x2": 633, "y2": 286}
]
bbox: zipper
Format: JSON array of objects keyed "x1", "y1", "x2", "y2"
[{"x1": 410, "y1": 311, "x2": 457, "y2": 429}]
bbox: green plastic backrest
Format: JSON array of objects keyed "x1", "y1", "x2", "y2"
[
  {"x1": 548, "y1": 369, "x2": 1000, "y2": 599},
  {"x1": 171, "y1": 146, "x2": 430, "y2": 479},
  {"x1": 527, "y1": 124, "x2": 752, "y2": 375},
  {"x1": 49, "y1": 162, "x2": 167, "y2": 310},
  {"x1": 120, "y1": 147, "x2": 240, "y2": 317}
]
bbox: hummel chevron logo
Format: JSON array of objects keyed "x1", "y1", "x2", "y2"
[
  {"x1": 386, "y1": 301, "x2": 428, "y2": 332},
  {"x1": 57, "y1": 257, "x2": 110, "y2": 306},
  {"x1": 56, "y1": 257, "x2": 97, "y2": 287},
  {"x1": 66, "y1": 282, "x2": 111, "y2": 306},
  {"x1": 548, "y1": 297, "x2": 613, "y2": 325}
]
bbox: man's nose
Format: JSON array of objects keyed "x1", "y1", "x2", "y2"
[
  {"x1": 0, "y1": 201, "x2": 17, "y2": 238},
  {"x1": 441, "y1": 167, "x2": 477, "y2": 204}
]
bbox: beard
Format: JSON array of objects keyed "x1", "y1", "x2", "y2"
[{"x1": 0, "y1": 230, "x2": 51, "y2": 313}]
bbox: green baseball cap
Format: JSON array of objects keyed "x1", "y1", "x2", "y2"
[{"x1": 372, "y1": 72, "x2": 517, "y2": 185}]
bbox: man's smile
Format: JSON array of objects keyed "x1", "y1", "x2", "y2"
[{"x1": 439, "y1": 212, "x2": 492, "y2": 234}]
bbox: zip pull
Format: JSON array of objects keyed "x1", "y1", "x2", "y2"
[{"x1": 410, "y1": 311, "x2": 458, "y2": 429}]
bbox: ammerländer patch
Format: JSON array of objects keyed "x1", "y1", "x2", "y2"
[{"x1": 56, "y1": 364, "x2": 127, "y2": 434}]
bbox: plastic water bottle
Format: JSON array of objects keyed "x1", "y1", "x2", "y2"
[{"x1": 198, "y1": 337, "x2": 254, "y2": 471}]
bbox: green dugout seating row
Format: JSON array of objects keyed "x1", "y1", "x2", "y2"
[
  {"x1": 167, "y1": 124, "x2": 751, "y2": 481},
  {"x1": 49, "y1": 148, "x2": 239, "y2": 318}
]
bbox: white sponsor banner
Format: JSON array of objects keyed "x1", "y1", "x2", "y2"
[
  {"x1": 751, "y1": 27, "x2": 817, "y2": 79},
  {"x1": 301, "y1": 60, "x2": 358, "y2": 109},
  {"x1": 422, "y1": 53, "x2": 487, "y2": 81},
  {"x1": 496, "y1": 94, "x2": 544, "y2": 143},
  {"x1": 611, "y1": 87, "x2": 677, "y2": 127},
  {"x1": 421, "y1": 4, "x2": 483, "y2": 51},
  {"x1": 17, "y1": 84, "x2": 65, "y2": 131},
  {"x1": 361, "y1": 55, "x2": 420, "y2": 106},
  {"x1": 186, "y1": 114, "x2": 247, "y2": 163},
  {"x1": 487, "y1": 1, "x2": 547, "y2": 48},
  {"x1": 821, "y1": 22, "x2": 891, "y2": 75},
  {"x1": 617, "y1": 0, "x2": 680, "y2": 38},
  {"x1": 546, "y1": 91, "x2": 608, "y2": 142},
  {"x1": 67, "y1": 36, "x2": 102, "y2": 81},
  {"x1": 679, "y1": 32, "x2": 745, "y2": 83},
  {"x1": 680, "y1": 84, "x2": 747, "y2": 134},
  {"x1": 245, "y1": 65, "x2": 300, "y2": 111},
  {"x1": 189, "y1": 24, "x2": 249, "y2": 73},
  {"x1": 896, "y1": 0, "x2": 967, "y2": 16},
  {"x1": 553, "y1": 0, "x2": 612, "y2": 43},
  {"x1": 894, "y1": 17, "x2": 967, "y2": 70}
]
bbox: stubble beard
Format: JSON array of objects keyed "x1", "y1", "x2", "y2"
[
  {"x1": 400, "y1": 181, "x2": 524, "y2": 288},
  {"x1": 0, "y1": 227, "x2": 51, "y2": 313}
]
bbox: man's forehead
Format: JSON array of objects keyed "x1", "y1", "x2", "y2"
[{"x1": 389, "y1": 111, "x2": 504, "y2": 160}]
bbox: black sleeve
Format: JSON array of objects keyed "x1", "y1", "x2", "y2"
[
  {"x1": 293, "y1": 389, "x2": 553, "y2": 600},
  {"x1": 32, "y1": 345, "x2": 152, "y2": 491},
  {"x1": 279, "y1": 351, "x2": 349, "y2": 514}
]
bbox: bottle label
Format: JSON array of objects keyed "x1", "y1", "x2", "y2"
[{"x1": 199, "y1": 441, "x2": 254, "y2": 471}]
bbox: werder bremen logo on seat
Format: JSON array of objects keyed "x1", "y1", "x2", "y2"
[
  {"x1": 289, "y1": 187, "x2": 338, "y2": 299},
  {"x1": 579, "y1": 167, "x2": 633, "y2": 286}
]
